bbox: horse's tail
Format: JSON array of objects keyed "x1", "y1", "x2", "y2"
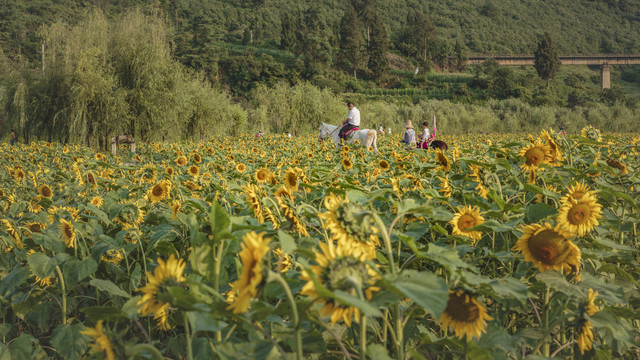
[{"x1": 367, "y1": 130, "x2": 380, "y2": 154}]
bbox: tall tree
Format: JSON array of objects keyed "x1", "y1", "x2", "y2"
[
  {"x1": 339, "y1": 5, "x2": 364, "y2": 78},
  {"x1": 299, "y1": 6, "x2": 333, "y2": 73},
  {"x1": 534, "y1": 32, "x2": 561, "y2": 88},
  {"x1": 280, "y1": 13, "x2": 298, "y2": 54},
  {"x1": 397, "y1": 12, "x2": 436, "y2": 72},
  {"x1": 367, "y1": 12, "x2": 388, "y2": 79}
]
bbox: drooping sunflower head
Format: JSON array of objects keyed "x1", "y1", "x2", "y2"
[
  {"x1": 513, "y1": 223, "x2": 581, "y2": 276},
  {"x1": 300, "y1": 241, "x2": 379, "y2": 327},
  {"x1": 449, "y1": 205, "x2": 485, "y2": 244},
  {"x1": 38, "y1": 184, "x2": 53, "y2": 199},
  {"x1": 137, "y1": 255, "x2": 187, "y2": 330},
  {"x1": 26, "y1": 222, "x2": 45, "y2": 234},
  {"x1": 284, "y1": 169, "x2": 299, "y2": 191},
  {"x1": 540, "y1": 129, "x2": 562, "y2": 164},
  {"x1": 557, "y1": 192, "x2": 602, "y2": 237},
  {"x1": 584, "y1": 288, "x2": 600, "y2": 316},
  {"x1": 59, "y1": 219, "x2": 76, "y2": 248},
  {"x1": 580, "y1": 125, "x2": 602, "y2": 142},
  {"x1": 318, "y1": 193, "x2": 379, "y2": 258},
  {"x1": 519, "y1": 142, "x2": 552, "y2": 171},
  {"x1": 440, "y1": 290, "x2": 493, "y2": 340},
  {"x1": 273, "y1": 247, "x2": 293, "y2": 273},
  {"x1": 1, "y1": 219, "x2": 23, "y2": 250},
  {"x1": 244, "y1": 184, "x2": 264, "y2": 223},
  {"x1": 577, "y1": 321, "x2": 595, "y2": 355},
  {"x1": 81, "y1": 320, "x2": 117, "y2": 360},
  {"x1": 605, "y1": 159, "x2": 629, "y2": 175},
  {"x1": 470, "y1": 165, "x2": 489, "y2": 199},
  {"x1": 438, "y1": 175, "x2": 453, "y2": 198},
  {"x1": 227, "y1": 232, "x2": 271, "y2": 314},
  {"x1": 435, "y1": 150, "x2": 451, "y2": 171}
]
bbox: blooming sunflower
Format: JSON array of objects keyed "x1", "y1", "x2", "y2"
[
  {"x1": 562, "y1": 182, "x2": 596, "y2": 203},
  {"x1": 283, "y1": 169, "x2": 299, "y2": 191},
  {"x1": 227, "y1": 232, "x2": 271, "y2": 314},
  {"x1": 25, "y1": 222, "x2": 45, "y2": 234},
  {"x1": 38, "y1": 184, "x2": 53, "y2": 199},
  {"x1": 175, "y1": 156, "x2": 187, "y2": 166},
  {"x1": 137, "y1": 255, "x2": 187, "y2": 330},
  {"x1": 318, "y1": 193, "x2": 379, "y2": 259},
  {"x1": 148, "y1": 181, "x2": 171, "y2": 204},
  {"x1": 236, "y1": 163, "x2": 247, "y2": 173},
  {"x1": 605, "y1": 159, "x2": 629, "y2": 175},
  {"x1": 512, "y1": 223, "x2": 581, "y2": 276},
  {"x1": 188, "y1": 165, "x2": 200, "y2": 178},
  {"x1": 165, "y1": 166, "x2": 175, "y2": 176},
  {"x1": 342, "y1": 157, "x2": 354, "y2": 170},
  {"x1": 519, "y1": 141, "x2": 552, "y2": 171},
  {"x1": 59, "y1": 219, "x2": 76, "y2": 248},
  {"x1": 81, "y1": 320, "x2": 116, "y2": 360},
  {"x1": 440, "y1": 290, "x2": 493, "y2": 340},
  {"x1": 192, "y1": 152, "x2": 202, "y2": 164},
  {"x1": 435, "y1": 150, "x2": 451, "y2": 171},
  {"x1": 300, "y1": 241, "x2": 380, "y2": 327},
  {"x1": 449, "y1": 206, "x2": 485, "y2": 244},
  {"x1": 378, "y1": 159, "x2": 390, "y2": 171},
  {"x1": 556, "y1": 193, "x2": 602, "y2": 237},
  {"x1": 90, "y1": 196, "x2": 104, "y2": 207},
  {"x1": 255, "y1": 168, "x2": 273, "y2": 184}
]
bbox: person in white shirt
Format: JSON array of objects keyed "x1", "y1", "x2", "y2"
[
  {"x1": 419, "y1": 121, "x2": 431, "y2": 149},
  {"x1": 378, "y1": 125, "x2": 385, "y2": 134},
  {"x1": 339, "y1": 102, "x2": 360, "y2": 140}
]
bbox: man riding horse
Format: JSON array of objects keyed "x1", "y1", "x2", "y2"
[{"x1": 339, "y1": 102, "x2": 360, "y2": 141}]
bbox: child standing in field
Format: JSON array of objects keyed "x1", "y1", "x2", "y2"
[
  {"x1": 402, "y1": 121, "x2": 416, "y2": 149},
  {"x1": 419, "y1": 121, "x2": 431, "y2": 149},
  {"x1": 10, "y1": 129, "x2": 16, "y2": 146}
]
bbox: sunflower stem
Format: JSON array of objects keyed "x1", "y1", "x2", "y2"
[
  {"x1": 126, "y1": 344, "x2": 165, "y2": 360},
  {"x1": 184, "y1": 315, "x2": 193, "y2": 360},
  {"x1": 371, "y1": 212, "x2": 396, "y2": 275},
  {"x1": 543, "y1": 284, "x2": 551, "y2": 357},
  {"x1": 214, "y1": 240, "x2": 225, "y2": 343},
  {"x1": 360, "y1": 314, "x2": 367, "y2": 359},
  {"x1": 268, "y1": 271, "x2": 303, "y2": 360},
  {"x1": 54, "y1": 266, "x2": 67, "y2": 325}
]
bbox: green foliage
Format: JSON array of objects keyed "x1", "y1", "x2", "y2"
[
  {"x1": 339, "y1": 5, "x2": 364, "y2": 77},
  {"x1": 367, "y1": 13, "x2": 389, "y2": 80},
  {"x1": 396, "y1": 12, "x2": 436, "y2": 71}
]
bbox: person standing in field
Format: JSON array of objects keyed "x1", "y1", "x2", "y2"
[
  {"x1": 418, "y1": 121, "x2": 431, "y2": 149},
  {"x1": 10, "y1": 129, "x2": 16, "y2": 146},
  {"x1": 402, "y1": 121, "x2": 416, "y2": 149},
  {"x1": 339, "y1": 102, "x2": 360, "y2": 140}
]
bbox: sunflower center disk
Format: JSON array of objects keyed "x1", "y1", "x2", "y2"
[
  {"x1": 525, "y1": 148, "x2": 544, "y2": 166},
  {"x1": 568, "y1": 204, "x2": 590, "y2": 225},
  {"x1": 529, "y1": 230, "x2": 570, "y2": 265},
  {"x1": 446, "y1": 293, "x2": 479, "y2": 323},
  {"x1": 457, "y1": 214, "x2": 477, "y2": 232}
]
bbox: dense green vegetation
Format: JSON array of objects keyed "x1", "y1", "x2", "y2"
[{"x1": 1, "y1": 0, "x2": 640, "y2": 144}]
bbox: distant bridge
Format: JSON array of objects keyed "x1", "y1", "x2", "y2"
[{"x1": 466, "y1": 54, "x2": 640, "y2": 89}]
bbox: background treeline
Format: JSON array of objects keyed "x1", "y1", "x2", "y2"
[{"x1": 1, "y1": 1, "x2": 640, "y2": 145}]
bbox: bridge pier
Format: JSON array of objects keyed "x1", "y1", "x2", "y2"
[{"x1": 600, "y1": 64, "x2": 610, "y2": 90}]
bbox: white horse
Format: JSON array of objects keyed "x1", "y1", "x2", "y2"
[{"x1": 318, "y1": 123, "x2": 380, "y2": 154}]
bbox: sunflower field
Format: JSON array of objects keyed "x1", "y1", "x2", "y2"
[{"x1": 0, "y1": 126, "x2": 638, "y2": 359}]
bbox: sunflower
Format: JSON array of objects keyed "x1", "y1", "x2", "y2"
[
  {"x1": 114, "y1": 202, "x2": 145, "y2": 231},
  {"x1": 318, "y1": 193, "x2": 379, "y2": 259},
  {"x1": 80, "y1": 320, "x2": 116, "y2": 360},
  {"x1": 244, "y1": 184, "x2": 265, "y2": 223},
  {"x1": 435, "y1": 150, "x2": 451, "y2": 171},
  {"x1": 556, "y1": 193, "x2": 602, "y2": 237},
  {"x1": 276, "y1": 188, "x2": 309, "y2": 237},
  {"x1": 236, "y1": 163, "x2": 247, "y2": 173},
  {"x1": 605, "y1": 159, "x2": 629, "y2": 175},
  {"x1": 439, "y1": 175, "x2": 453, "y2": 198},
  {"x1": 170, "y1": 201, "x2": 181, "y2": 220},
  {"x1": 300, "y1": 241, "x2": 380, "y2": 327},
  {"x1": 378, "y1": 159, "x2": 390, "y2": 171},
  {"x1": 227, "y1": 232, "x2": 271, "y2": 314},
  {"x1": 470, "y1": 165, "x2": 489, "y2": 199},
  {"x1": 283, "y1": 168, "x2": 299, "y2": 191},
  {"x1": 192, "y1": 152, "x2": 202, "y2": 164},
  {"x1": 38, "y1": 184, "x2": 53, "y2": 199},
  {"x1": 449, "y1": 206, "x2": 485, "y2": 244},
  {"x1": 101, "y1": 249, "x2": 125, "y2": 264},
  {"x1": 512, "y1": 223, "x2": 581, "y2": 276},
  {"x1": 342, "y1": 157, "x2": 354, "y2": 170},
  {"x1": 519, "y1": 141, "x2": 552, "y2": 171},
  {"x1": 25, "y1": 222, "x2": 45, "y2": 234},
  {"x1": 1, "y1": 219, "x2": 23, "y2": 249},
  {"x1": 165, "y1": 166, "x2": 175, "y2": 176},
  {"x1": 175, "y1": 156, "x2": 187, "y2": 166},
  {"x1": 90, "y1": 196, "x2": 104, "y2": 207},
  {"x1": 562, "y1": 182, "x2": 595, "y2": 202},
  {"x1": 577, "y1": 321, "x2": 595, "y2": 355},
  {"x1": 137, "y1": 255, "x2": 187, "y2": 330},
  {"x1": 188, "y1": 165, "x2": 200, "y2": 178},
  {"x1": 580, "y1": 125, "x2": 602, "y2": 142},
  {"x1": 440, "y1": 290, "x2": 493, "y2": 340},
  {"x1": 148, "y1": 181, "x2": 171, "y2": 204},
  {"x1": 273, "y1": 247, "x2": 293, "y2": 273},
  {"x1": 540, "y1": 129, "x2": 562, "y2": 164},
  {"x1": 255, "y1": 168, "x2": 272, "y2": 184},
  {"x1": 60, "y1": 219, "x2": 76, "y2": 248}
]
